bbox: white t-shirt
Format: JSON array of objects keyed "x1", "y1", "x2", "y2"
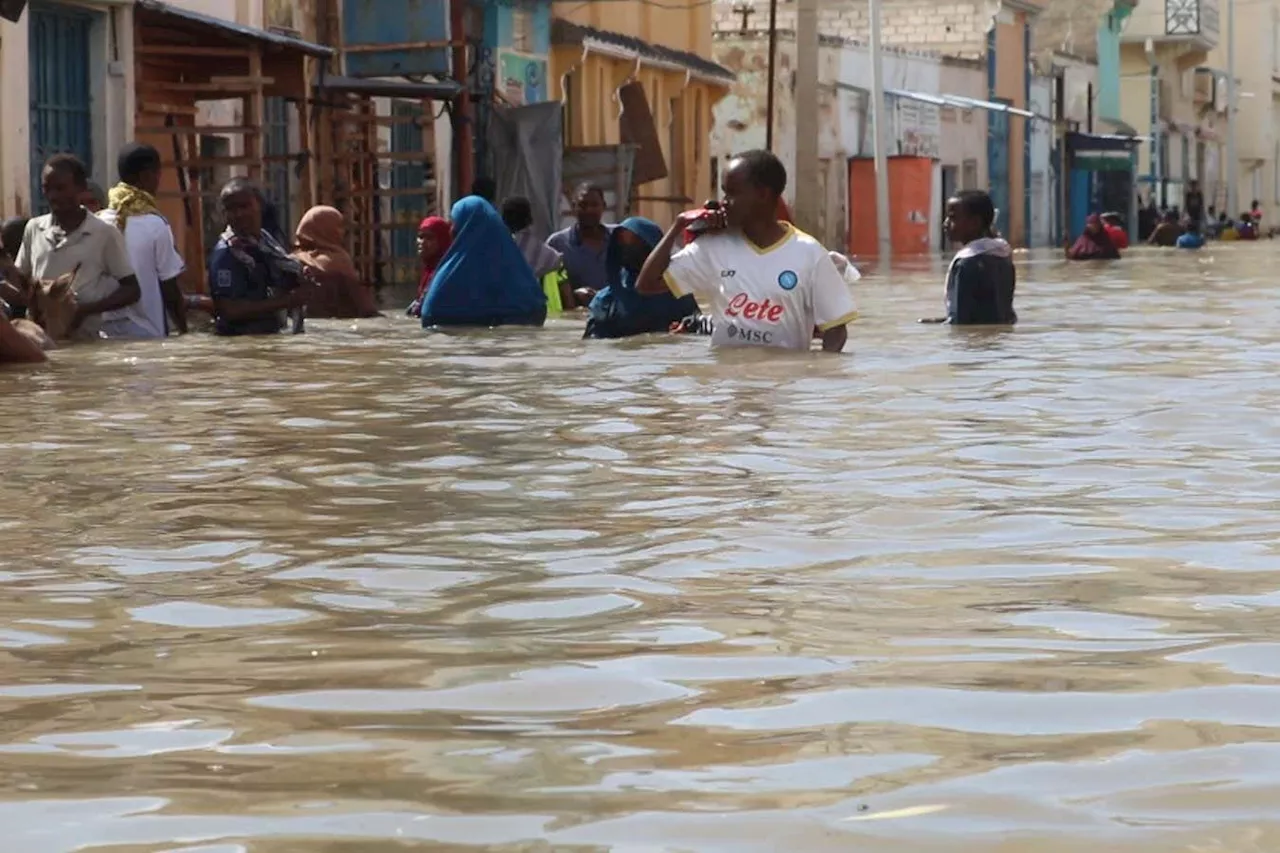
[
  {"x1": 96, "y1": 209, "x2": 185, "y2": 339},
  {"x1": 17, "y1": 211, "x2": 137, "y2": 341},
  {"x1": 664, "y1": 224, "x2": 857, "y2": 350}
]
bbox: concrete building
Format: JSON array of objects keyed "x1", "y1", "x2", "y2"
[
  {"x1": 710, "y1": 33, "x2": 987, "y2": 252},
  {"x1": 548, "y1": 0, "x2": 734, "y2": 227},
  {"x1": 0, "y1": 0, "x2": 138, "y2": 218},
  {"x1": 712, "y1": 0, "x2": 1047, "y2": 248},
  {"x1": 1208, "y1": 0, "x2": 1280, "y2": 223},
  {"x1": 1120, "y1": 0, "x2": 1223, "y2": 211}
]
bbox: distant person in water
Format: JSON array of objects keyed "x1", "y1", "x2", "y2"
[
  {"x1": 208, "y1": 178, "x2": 311, "y2": 336},
  {"x1": 547, "y1": 183, "x2": 614, "y2": 307},
  {"x1": 1148, "y1": 210, "x2": 1181, "y2": 247},
  {"x1": 470, "y1": 177, "x2": 498, "y2": 205},
  {"x1": 1237, "y1": 212, "x2": 1258, "y2": 240},
  {"x1": 1251, "y1": 199, "x2": 1264, "y2": 232},
  {"x1": 1, "y1": 216, "x2": 29, "y2": 319},
  {"x1": 420, "y1": 195, "x2": 546, "y2": 328},
  {"x1": 919, "y1": 190, "x2": 1015, "y2": 325},
  {"x1": 292, "y1": 205, "x2": 379, "y2": 318},
  {"x1": 585, "y1": 216, "x2": 698, "y2": 339},
  {"x1": 1100, "y1": 212, "x2": 1129, "y2": 249},
  {"x1": 1066, "y1": 214, "x2": 1121, "y2": 260},
  {"x1": 1205, "y1": 206, "x2": 1221, "y2": 238},
  {"x1": 501, "y1": 196, "x2": 561, "y2": 279},
  {"x1": 408, "y1": 216, "x2": 452, "y2": 317},
  {"x1": 1176, "y1": 221, "x2": 1205, "y2": 250}
]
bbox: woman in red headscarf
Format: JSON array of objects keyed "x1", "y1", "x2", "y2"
[
  {"x1": 409, "y1": 216, "x2": 453, "y2": 316},
  {"x1": 1067, "y1": 214, "x2": 1121, "y2": 260}
]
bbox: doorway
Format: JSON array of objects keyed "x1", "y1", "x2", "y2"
[
  {"x1": 28, "y1": 2, "x2": 95, "y2": 213},
  {"x1": 940, "y1": 165, "x2": 958, "y2": 247}
]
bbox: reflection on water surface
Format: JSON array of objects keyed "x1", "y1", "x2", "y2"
[{"x1": 3, "y1": 246, "x2": 1280, "y2": 851}]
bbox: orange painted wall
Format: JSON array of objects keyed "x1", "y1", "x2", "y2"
[{"x1": 847, "y1": 156, "x2": 934, "y2": 257}]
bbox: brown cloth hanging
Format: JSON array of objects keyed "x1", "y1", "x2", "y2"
[{"x1": 617, "y1": 81, "x2": 668, "y2": 186}]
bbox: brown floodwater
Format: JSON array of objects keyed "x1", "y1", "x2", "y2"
[{"x1": 3, "y1": 243, "x2": 1280, "y2": 852}]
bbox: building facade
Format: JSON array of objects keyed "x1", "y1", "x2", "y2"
[
  {"x1": 710, "y1": 33, "x2": 989, "y2": 252},
  {"x1": 1208, "y1": 0, "x2": 1280, "y2": 223},
  {"x1": 1, "y1": 0, "x2": 138, "y2": 217},
  {"x1": 711, "y1": 0, "x2": 1046, "y2": 248},
  {"x1": 549, "y1": 0, "x2": 733, "y2": 227},
  {"x1": 1120, "y1": 0, "x2": 1222, "y2": 211}
]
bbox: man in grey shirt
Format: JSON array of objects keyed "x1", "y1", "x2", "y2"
[{"x1": 546, "y1": 183, "x2": 615, "y2": 307}]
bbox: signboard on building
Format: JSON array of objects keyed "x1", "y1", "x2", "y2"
[
  {"x1": 496, "y1": 51, "x2": 548, "y2": 107},
  {"x1": 344, "y1": 0, "x2": 452, "y2": 77},
  {"x1": 892, "y1": 97, "x2": 941, "y2": 159}
]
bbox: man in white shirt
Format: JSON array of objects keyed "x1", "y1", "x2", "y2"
[
  {"x1": 97, "y1": 142, "x2": 187, "y2": 338},
  {"x1": 0, "y1": 155, "x2": 141, "y2": 342},
  {"x1": 636, "y1": 149, "x2": 856, "y2": 353}
]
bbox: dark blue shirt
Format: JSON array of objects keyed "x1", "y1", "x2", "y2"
[
  {"x1": 208, "y1": 235, "x2": 284, "y2": 336},
  {"x1": 546, "y1": 223, "x2": 615, "y2": 292}
]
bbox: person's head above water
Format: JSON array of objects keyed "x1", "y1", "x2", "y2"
[
  {"x1": 42, "y1": 153, "x2": 89, "y2": 220},
  {"x1": 219, "y1": 177, "x2": 264, "y2": 237},
  {"x1": 501, "y1": 196, "x2": 534, "y2": 234},
  {"x1": 1084, "y1": 213, "x2": 1104, "y2": 235},
  {"x1": 720, "y1": 149, "x2": 787, "y2": 232},
  {"x1": 572, "y1": 183, "x2": 607, "y2": 231},
  {"x1": 945, "y1": 189, "x2": 996, "y2": 244},
  {"x1": 118, "y1": 142, "x2": 163, "y2": 195},
  {"x1": 1, "y1": 216, "x2": 27, "y2": 260},
  {"x1": 470, "y1": 177, "x2": 497, "y2": 205}
]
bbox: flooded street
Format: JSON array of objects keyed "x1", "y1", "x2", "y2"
[{"x1": 5, "y1": 243, "x2": 1280, "y2": 852}]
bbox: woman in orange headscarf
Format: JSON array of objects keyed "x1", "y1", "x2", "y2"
[{"x1": 292, "y1": 205, "x2": 379, "y2": 318}]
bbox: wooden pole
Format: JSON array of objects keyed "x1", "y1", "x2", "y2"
[
  {"x1": 765, "y1": 0, "x2": 777, "y2": 150},
  {"x1": 450, "y1": 0, "x2": 473, "y2": 199}
]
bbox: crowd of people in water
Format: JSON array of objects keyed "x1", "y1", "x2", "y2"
[
  {"x1": 0, "y1": 142, "x2": 1038, "y2": 365},
  {"x1": 1064, "y1": 178, "x2": 1270, "y2": 261}
]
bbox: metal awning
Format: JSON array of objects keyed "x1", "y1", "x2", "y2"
[
  {"x1": 134, "y1": 0, "x2": 335, "y2": 58},
  {"x1": 885, "y1": 87, "x2": 1049, "y2": 120},
  {"x1": 315, "y1": 73, "x2": 461, "y2": 101}
]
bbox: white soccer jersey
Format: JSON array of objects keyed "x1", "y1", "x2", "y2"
[{"x1": 664, "y1": 225, "x2": 856, "y2": 350}]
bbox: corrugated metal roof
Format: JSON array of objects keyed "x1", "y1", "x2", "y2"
[
  {"x1": 316, "y1": 73, "x2": 460, "y2": 101},
  {"x1": 552, "y1": 19, "x2": 735, "y2": 83},
  {"x1": 134, "y1": 0, "x2": 336, "y2": 58}
]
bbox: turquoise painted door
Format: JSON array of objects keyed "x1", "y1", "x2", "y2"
[
  {"x1": 28, "y1": 3, "x2": 94, "y2": 213},
  {"x1": 987, "y1": 105, "x2": 1011, "y2": 238}
]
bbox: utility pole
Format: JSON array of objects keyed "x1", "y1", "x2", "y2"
[
  {"x1": 1226, "y1": 0, "x2": 1237, "y2": 216},
  {"x1": 869, "y1": 0, "x2": 892, "y2": 259},
  {"x1": 765, "y1": 0, "x2": 778, "y2": 150},
  {"x1": 793, "y1": 0, "x2": 819, "y2": 234}
]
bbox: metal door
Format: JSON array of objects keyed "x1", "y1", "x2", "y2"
[
  {"x1": 987, "y1": 105, "x2": 1011, "y2": 238},
  {"x1": 28, "y1": 2, "x2": 94, "y2": 213},
  {"x1": 390, "y1": 100, "x2": 429, "y2": 287},
  {"x1": 940, "y1": 165, "x2": 957, "y2": 246},
  {"x1": 264, "y1": 96, "x2": 293, "y2": 235}
]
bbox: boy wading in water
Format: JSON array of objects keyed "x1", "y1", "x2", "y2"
[
  {"x1": 922, "y1": 190, "x2": 1016, "y2": 326},
  {"x1": 635, "y1": 149, "x2": 856, "y2": 353}
]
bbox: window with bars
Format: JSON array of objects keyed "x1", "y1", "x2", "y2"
[{"x1": 511, "y1": 4, "x2": 532, "y2": 53}]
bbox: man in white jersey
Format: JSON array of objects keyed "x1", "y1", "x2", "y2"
[
  {"x1": 97, "y1": 143, "x2": 188, "y2": 338},
  {"x1": 636, "y1": 149, "x2": 855, "y2": 352}
]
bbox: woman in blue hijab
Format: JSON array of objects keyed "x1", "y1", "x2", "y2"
[
  {"x1": 420, "y1": 196, "x2": 547, "y2": 328},
  {"x1": 584, "y1": 216, "x2": 698, "y2": 339}
]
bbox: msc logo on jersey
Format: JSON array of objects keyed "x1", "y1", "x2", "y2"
[
  {"x1": 720, "y1": 269, "x2": 736, "y2": 278},
  {"x1": 777, "y1": 270, "x2": 798, "y2": 291}
]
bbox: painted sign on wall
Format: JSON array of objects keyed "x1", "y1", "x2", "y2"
[
  {"x1": 892, "y1": 97, "x2": 941, "y2": 159},
  {"x1": 497, "y1": 51, "x2": 547, "y2": 106}
]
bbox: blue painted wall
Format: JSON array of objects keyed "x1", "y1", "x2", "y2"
[{"x1": 1096, "y1": 5, "x2": 1132, "y2": 122}]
